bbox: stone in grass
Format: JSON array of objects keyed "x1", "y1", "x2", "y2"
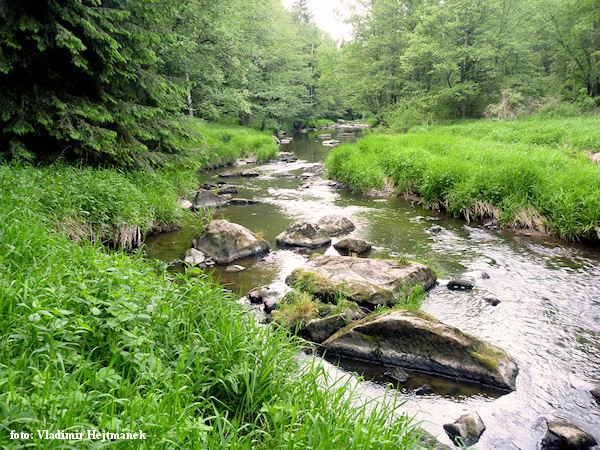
[
  {"x1": 194, "y1": 220, "x2": 270, "y2": 264},
  {"x1": 541, "y1": 419, "x2": 597, "y2": 450},
  {"x1": 447, "y1": 279, "x2": 474, "y2": 291},
  {"x1": 178, "y1": 198, "x2": 193, "y2": 209},
  {"x1": 443, "y1": 412, "x2": 486, "y2": 447},
  {"x1": 241, "y1": 170, "x2": 259, "y2": 177}
]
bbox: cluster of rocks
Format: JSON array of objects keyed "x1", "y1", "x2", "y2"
[{"x1": 173, "y1": 152, "x2": 600, "y2": 448}]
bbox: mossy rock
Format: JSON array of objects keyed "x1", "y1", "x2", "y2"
[
  {"x1": 322, "y1": 310, "x2": 518, "y2": 392},
  {"x1": 285, "y1": 255, "x2": 436, "y2": 309}
]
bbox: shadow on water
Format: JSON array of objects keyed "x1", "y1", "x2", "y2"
[{"x1": 146, "y1": 127, "x2": 600, "y2": 448}]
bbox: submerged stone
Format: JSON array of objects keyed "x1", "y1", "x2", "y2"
[
  {"x1": 448, "y1": 279, "x2": 474, "y2": 291},
  {"x1": 193, "y1": 220, "x2": 270, "y2": 264},
  {"x1": 322, "y1": 310, "x2": 519, "y2": 391}
]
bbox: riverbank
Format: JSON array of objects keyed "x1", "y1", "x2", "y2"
[
  {"x1": 326, "y1": 115, "x2": 600, "y2": 242},
  {"x1": 0, "y1": 143, "x2": 427, "y2": 446}
]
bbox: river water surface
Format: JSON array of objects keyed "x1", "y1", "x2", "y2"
[{"x1": 147, "y1": 129, "x2": 600, "y2": 448}]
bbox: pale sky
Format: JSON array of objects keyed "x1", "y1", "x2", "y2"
[{"x1": 281, "y1": 0, "x2": 357, "y2": 42}]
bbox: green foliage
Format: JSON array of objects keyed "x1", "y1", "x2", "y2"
[
  {"x1": 272, "y1": 290, "x2": 321, "y2": 329},
  {"x1": 340, "y1": 0, "x2": 600, "y2": 122},
  {"x1": 180, "y1": 118, "x2": 279, "y2": 166},
  {"x1": 326, "y1": 115, "x2": 600, "y2": 241},
  {"x1": 0, "y1": 0, "x2": 187, "y2": 165},
  {"x1": 0, "y1": 164, "x2": 422, "y2": 448}
]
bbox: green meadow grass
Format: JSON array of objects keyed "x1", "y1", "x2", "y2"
[
  {"x1": 180, "y1": 118, "x2": 279, "y2": 166},
  {"x1": 326, "y1": 115, "x2": 600, "y2": 241},
  {"x1": 0, "y1": 163, "x2": 423, "y2": 448}
]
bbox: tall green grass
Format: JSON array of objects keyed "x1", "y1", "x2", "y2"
[
  {"x1": 180, "y1": 118, "x2": 279, "y2": 166},
  {"x1": 326, "y1": 115, "x2": 600, "y2": 241},
  {"x1": 0, "y1": 164, "x2": 424, "y2": 448}
]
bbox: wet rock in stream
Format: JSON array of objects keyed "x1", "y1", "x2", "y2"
[
  {"x1": 217, "y1": 185, "x2": 239, "y2": 195},
  {"x1": 333, "y1": 238, "x2": 372, "y2": 256},
  {"x1": 193, "y1": 189, "x2": 228, "y2": 209},
  {"x1": 591, "y1": 386, "x2": 600, "y2": 405},
  {"x1": 322, "y1": 310, "x2": 519, "y2": 392},
  {"x1": 183, "y1": 248, "x2": 208, "y2": 267},
  {"x1": 541, "y1": 419, "x2": 597, "y2": 449},
  {"x1": 443, "y1": 412, "x2": 486, "y2": 447},
  {"x1": 193, "y1": 220, "x2": 270, "y2": 264},
  {"x1": 316, "y1": 214, "x2": 356, "y2": 237},
  {"x1": 276, "y1": 222, "x2": 331, "y2": 248},
  {"x1": 286, "y1": 255, "x2": 436, "y2": 308},
  {"x1": 447, "y1": 279, "x2": 474, "y2": 291}
]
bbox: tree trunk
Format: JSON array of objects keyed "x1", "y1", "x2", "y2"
[{"x1": 185, "y1": 72, "x2": 193, "y2": 117}]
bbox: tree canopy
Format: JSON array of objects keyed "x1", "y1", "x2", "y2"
[{"x1": 0, "y1": 0, "x2": 598, "y2": 163}]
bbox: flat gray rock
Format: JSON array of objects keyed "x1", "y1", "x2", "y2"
[
  {"x1": 194, "y1": 220, "x2": 270, "y2": 264},
  {"x1": 286, "y1": 255, "x2": 436, "y2": 308},
  {"x1": 183, "y1": 248, "x2": 207, "y2": 266},
  {"x1": 317, "y1": 214, "x2": 356, "y2": 237},
  {"x1": 276, "y1": 222, "x2": 331, "y2": 248},
  {"x1": 322, "y1": 310, "x2": 519, "y2": 392},
  {"x1": 193, "y1": 189, "x2": 228, "y2": 208}
]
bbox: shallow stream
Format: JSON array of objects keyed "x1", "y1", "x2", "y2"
[{"x1": 147, "y1": 128, "x2": 600, "y2": 448}]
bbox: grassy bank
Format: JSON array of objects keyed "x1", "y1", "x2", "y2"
[
  {"x1": 179, "y1": 118, "x2": 279, "y2": 168},
  {"x1": 0, "y1": 163, "x2": 424, "y2": 448},
  {"x1": 326, "y1": 115, "x2": 600, "y2": 242},
  {"x1": 0, "y1": 119, "x2": 280, "y2": 251}
]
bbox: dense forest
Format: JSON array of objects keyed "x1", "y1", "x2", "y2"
[{"x1": 1, "y1": 0, "x2": 598, "y2": 164}]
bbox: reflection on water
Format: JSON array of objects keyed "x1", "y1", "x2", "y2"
[{"x1": 146, "y1": 128, "x2": 600, "y2": 448}]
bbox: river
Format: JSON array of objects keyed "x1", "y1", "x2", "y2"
[{"x1": 146, "y1": 128, "x2": 600, "y2": 448}]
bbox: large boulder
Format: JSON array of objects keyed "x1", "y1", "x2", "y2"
[
  {"x1": 322, "y1": 310, "x2": 519, "y2": 392},
  {"x1": 334, "y1": 238, "x2": 372, "y2": 256},
  {"x1": 285, "y1": 255, "x2": 436, "y2": 308},
  {"x1": 541, "y1": 419, "x2": 597, "y2": 449},
  {"x1": 443, "y1": 412, "x2": 486, "y2": 447},
  {"x1": 193, "y1": 189, "x2": 228, "y2": 209},
  {"x1": 317, "y1": 214, "x2": 356, "y2": 237},
  {"x1": 276, "y1": 222, "x2": 331, "y2": 248},
  {"x1": 193, "y1": 220, "x2": 270, "y2": 264}
]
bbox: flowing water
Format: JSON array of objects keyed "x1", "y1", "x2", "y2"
[{"x1": 146, "y1": 129, "x2": 600, "y2": 448}]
